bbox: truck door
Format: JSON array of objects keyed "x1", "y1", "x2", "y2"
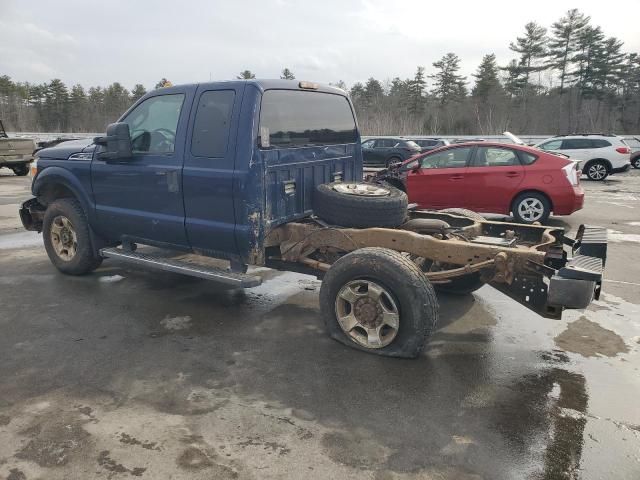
[
  {"x1": 183, "y1": 85, "x2": 242, "y2": 254},
  {"x1": 91, "y1": 90, "x2": 192, "y2": 246}
]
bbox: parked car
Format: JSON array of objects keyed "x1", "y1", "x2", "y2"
[
  {"x1": 622, "y1": 136, "x2": 640, "y2": 169},
  {"x1": 0, "y1": 120, "x2": 36, "y2": 176},
  {"x1": 534, "y1": 134, "x2": 631, "y2": 181},
  {"x1": 361, "y1": 137, "x2": 421, "y2": 167},
  {"x1": 409, "y1": 137, "x2": 450, "y2": 153},
  {"x1": 374, "y1": 142, "x2": 583, "y2": 224}
]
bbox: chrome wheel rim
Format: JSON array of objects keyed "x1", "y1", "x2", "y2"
[
  {"x1": 50, "y1": 215, "x2": 78, "y2": 261},
  {"x1": 333, "y1": 183, "x2": 390, "y2": 197},
  {"x1": 588, "y1": 163, "x2": 607, "y2": 180},
  {"x1": 334, "y1": 279, "x2": 399, "y2": 349},
  {"x1": 517, "y1": 198, "x2": 544, "y2": 222}
]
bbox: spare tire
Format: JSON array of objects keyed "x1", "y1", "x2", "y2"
[{"x1": 313, "y1": 182, "x2": 408, "y2": 228}]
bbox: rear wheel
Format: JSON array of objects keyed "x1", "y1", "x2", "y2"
[
  {"x1": 11, "y1": 163, "x2": 29, "y2": 176},
  {"x1": 631, "y1": 156, "x2": 640, "y2": 169},
  {"x1": 320, "y1": 247, "x2": 438, "y2": 358},
  {"x1": 584, "y1": 160, "x2": 609, "y2": 181},
  {"x1": 43, "y1": 198, "x2": 102, "y2": 275},
  {"x1": 512, "y1": 192, "x2": 551, "y2": 224}
]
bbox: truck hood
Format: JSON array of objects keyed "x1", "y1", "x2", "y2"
[{"x1": 37, "y1": 138, "x2": 95, "y2": 160}]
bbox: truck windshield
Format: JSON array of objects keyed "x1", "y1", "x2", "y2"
[{"x1": 259, "y1": 90, "x2": 357, "y2": 148}]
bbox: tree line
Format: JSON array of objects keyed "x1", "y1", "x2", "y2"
[{"x1": 1, "y1": 9, "x2": 638, "y2": 135}]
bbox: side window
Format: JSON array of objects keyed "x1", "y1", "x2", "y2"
[
  {"x1": 591, "y1": 139, "x2": 611, "y2": 148},
  {"x1": 123, "y1": 94, "x2": 185, "y2": 154},
  {"x1": 377, "y1": 139, "x2": 394, "y2": 148},
  {"x1": 539, "y1": 140, "x2": 562, "y2": 151},
  {"x1": 362, "y1": 140, "x2": 375, "y2": 148},
  {"x1": 191, "y1": 90, "x2": 235, "y2": 158},
  {"x1": 519, "y1": 151, "x2": 538, "y2": 165},
  {"x1": 472, "y1": 147, "x2": 519, "y2": 167},
  {"x1": 561, "y1": 138, "x2": 592, "y2": 150},
  {"x1": 420, "y1": 147, "x2": 471, "y2": 169}
]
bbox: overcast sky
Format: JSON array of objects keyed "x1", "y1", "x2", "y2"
[{"x1": 1, "y1": 0, "x2": 639, "y2": 91}]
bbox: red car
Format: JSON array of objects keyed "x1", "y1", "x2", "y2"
[{"x1": 375, "y1": 142, "x2": 584, "y2": 224}]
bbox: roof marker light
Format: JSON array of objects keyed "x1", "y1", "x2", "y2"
[{"x1": 299, "y1": 81, "x2": 319, "y2": 90}]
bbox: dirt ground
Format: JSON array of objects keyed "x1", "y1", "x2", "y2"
[{"x1": 0, "y1": 167, "x2": 639, "y2": 480}]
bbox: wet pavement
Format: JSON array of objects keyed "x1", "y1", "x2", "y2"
[{"x1": 0, "y1": 168, "x2": 639, "y2": 479}]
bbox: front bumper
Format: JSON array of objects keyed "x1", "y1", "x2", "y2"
[
  {"x1": 0, "y1": 154, "x2": 34, "y2": 165},
  {"x1": 19, "y1": 197, "x2": 45, "y2": 232}
]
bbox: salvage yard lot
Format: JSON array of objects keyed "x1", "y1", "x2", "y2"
[{"x1": 1, "y1": 170, "x2": 639, "y2": 479}]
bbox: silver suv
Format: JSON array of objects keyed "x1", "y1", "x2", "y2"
[{"x1": 535, "y1": 134, "x2": 631, "y2": 181}]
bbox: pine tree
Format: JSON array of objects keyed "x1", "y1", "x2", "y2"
[
  {"x1": 547, "y1": 9, "x2": 590, "y2": 92},
  {"x1": 509, "y1": 22, "x2": 548, "y2": 93},
  {"x1": 280, "y1": 68, "x2": 295, "y2": 80},
  {"x1": 349, "y1": 82, "x2": 365, "y2": 103},
  {"x1": 429, "y1": 53, "x2": 467, "y2": 105},
  {"x1": 68, "y1": 84, "x2": 87, "y2": 132},
  {"x1": 408, "y1": 67, "x2": 426, "y2": 114},
  {"x1": 571, "y1": 25, "x2": 605, "y2": 98},
  {"x1": 363, "y1": 77, "x2": 384, "y2": 105},
  {"x1": 131, "y1": 84, "x2": 147, "y2": 102},
  {"x1": 237, "y1": 70, "x2": 256, "y2": 79},
  {"x1": 472, "y1": 54, "x2": 502, "y2": 101},
  {"x1": 44, "y1": 79, "x2": 69, "y2": 131}
]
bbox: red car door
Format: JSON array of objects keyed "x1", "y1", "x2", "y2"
[
  {"x1": 463, "y1": 146, "x2": 525, "y2": 214},
  {"x1": 406, "y1": 146, "x2": 473, "y2": 209}
]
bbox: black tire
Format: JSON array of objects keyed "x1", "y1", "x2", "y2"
[
  {"x1": 437, "y1": 208, "x2": 485, "y2": 222},
  {"x1": 11, "y1": 163, "x2": 29, "y2": 176},
  {"x1": 43, "y1": 198, "x2": 102, "y2": 275},
  {"x1": 584, "y1": 160, "x2": 609, "y2": 181},
  {"x1": 313, "y1": 182, "x2": 408, "y2": 228},
  {"x1": 434, "y1": 273, "x2": 485, "y2": 295},
  {"x1": 511, "y1": 192, "x2": 551, "y2": 224},
  {"x1": 385, "y1": 156, "x2": 402, "y2": 168},
  {"x1": 320, "y1": 247, "x2": 438, "y2": 358},
  {"x1": 631, "y1": 156, "x2": 640, "y2": 169}
]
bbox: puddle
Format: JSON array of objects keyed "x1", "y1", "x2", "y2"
[{"x1": 554, "y1": 316, "x2": 629, "y2": 358}]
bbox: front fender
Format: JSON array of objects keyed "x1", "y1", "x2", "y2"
[{"x1": 32, "y1": 166, "x2": 93, "y2": 219}]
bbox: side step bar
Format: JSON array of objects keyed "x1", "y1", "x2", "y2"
[{"x1": 100, "y1": 247, "x2": 262, "y2": 288}]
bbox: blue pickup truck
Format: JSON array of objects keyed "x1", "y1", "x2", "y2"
[{"x1": 20, "y1": 79, "x2": 607, "y2": 358}]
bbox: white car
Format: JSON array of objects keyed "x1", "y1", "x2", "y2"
[{"x1": 534, "y1": 134, "x2": 631, "y2": 181}]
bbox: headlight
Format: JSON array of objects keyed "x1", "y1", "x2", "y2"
[
  {"x1": 29, "y1": 158, "x2": 38, "y2": 178},
  {"x1": 68, "y1": 152, "x2": 93, "y2": 160}
]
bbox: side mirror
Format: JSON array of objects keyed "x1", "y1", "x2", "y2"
[{"x1": 94, "y1": 122, "x2": 132, "y2": 160}]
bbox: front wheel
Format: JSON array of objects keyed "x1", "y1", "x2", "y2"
[
  {"x1": 320, "y1": 247, "x2": 438, "y2": 358},
  {"x1": 585, "y1": 160, "x2": 609, "y2": 181},
  {"x1": 386, "y1": 156, "x2": 402, "y2": 168},
  {"x1": 512, "y1": 192, "x2": 551, "y2": 224},
  {"x1": 43, "y1": 198, "x2": 102, "y2": 275}
]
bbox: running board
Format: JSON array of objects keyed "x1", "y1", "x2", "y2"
[{"x1": 100, "y1": 247, "x2": 261, "y2": 288}]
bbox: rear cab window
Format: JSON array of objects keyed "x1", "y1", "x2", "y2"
[
  {"x1": 191, "y1": 90, "x2": 235, "y2": 157},
  {"x1": 258, "y1": 90, "x2": 357, "y2": 148}
]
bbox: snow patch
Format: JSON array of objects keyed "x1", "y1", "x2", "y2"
[
  {"x1": 98, "y1": 275, "x2": 124, "y2": 283},
  {"x1": 0, "y1": 231, "x2": 42, "y2": 250},
  {"x1": 160, "y1": 315, "x2": 192, "y2": 331},
  {"x1": 607, "y1": 229, "x2": 640, "y2": 243}
]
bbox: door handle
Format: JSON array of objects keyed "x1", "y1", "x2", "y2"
[
  {"x1": 505, "y1": 172, "x2": 520, "y2": 177},
  {"x1": 449, "y1": 175, "x2": 464, "y2": 180}
]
